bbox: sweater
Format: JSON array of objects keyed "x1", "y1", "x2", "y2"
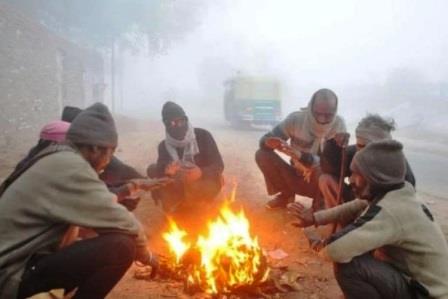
[
  {"x1": 0, "y1": 148, "x2": 147, "y2": 298},
  {"x1": 260, "y1": 110, "x2": 346, "y2": 164},
  {"x1": 323, "y1": 183, "x2": 448, "y2": 299}
]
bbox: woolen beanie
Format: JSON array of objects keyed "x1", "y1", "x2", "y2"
[
  {"x1": 162, "y1": 101, "x2": 186, "y2": 123},
  {"x1": 39, "y1": 120, "x2": 70, "y2": 142},
  {"x1": 61, "y1": 106, "x2": 83, "y2": 123},
  {"x1": 66, "y1": 102, "x2": 118, "y2": 147},
  {"x1": 350, "y1": 139, "x2": 406, "y2": 187}
]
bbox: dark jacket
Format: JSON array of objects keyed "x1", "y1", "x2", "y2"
[
  {"x1": 100, "y1": 156, "x2": 144, "y2": 188},
  {"x1": 154, "y1": 128, "x2": 224, "y2": 184}
]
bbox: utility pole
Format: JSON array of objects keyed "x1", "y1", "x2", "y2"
[{"x1": 111, "y1": 38, "x2": 116, "y2": 113}]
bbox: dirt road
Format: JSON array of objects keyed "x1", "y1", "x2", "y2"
[
  {"x1": 1, "y1": 116, "x2": 446, "y2": 298},
  {"x1": 107, "y1": 118, "x2": 340, "y2": 298}
]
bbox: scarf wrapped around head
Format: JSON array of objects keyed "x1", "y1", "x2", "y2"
[
  {"x1": 355, "y1": 122, "x2": 392, "y2": 144},
  {"x1": 301, "y1": 89, "x2": 339, "y2": 153},
  {"x1": 165, "y1": 122, "x2": 199, "y2": 164}
]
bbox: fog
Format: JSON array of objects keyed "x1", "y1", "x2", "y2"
[
  {"x1": 112, "y1": 0, "x2": 448, "y2": 133},
  {"x1": 2, "y1": 0, "x2": 448, "y2": 133}
]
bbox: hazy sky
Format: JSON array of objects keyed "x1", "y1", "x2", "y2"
[{"x1": 118, "y1": 0, "x2": 448, "y2": 122}]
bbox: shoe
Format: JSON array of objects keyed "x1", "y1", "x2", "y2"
[{"x1": 265, "y1": 194, "x2": 294, "y2": 210}]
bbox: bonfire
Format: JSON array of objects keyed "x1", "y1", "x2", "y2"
[{"x1": 161, "y1": 191, "x2": 269, "y2": 295}]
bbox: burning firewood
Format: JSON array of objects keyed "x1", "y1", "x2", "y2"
[{"x1": 135, "y1": 188, "x2": 304, "y2": 297}]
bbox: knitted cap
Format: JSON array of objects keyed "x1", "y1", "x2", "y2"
[
  {"x1": 39, "y1": 120, "x2": 70, "y2": 143},
  {"x1": 66, "y1": 102, "x2": 117, "y2": 147},
  {"x1": 61, "y1": 106, "x2": 83, "y2": 123},
  {"x1": 162, "y1": 101, "x2": 186, "y2": 122},
  {"x1": 351, "y1": 139, "x2": 406, "y2": 187}
]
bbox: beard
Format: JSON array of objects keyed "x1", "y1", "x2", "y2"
[{"x1": 351, "y1": 183, "x2": 372, "y2": 200}]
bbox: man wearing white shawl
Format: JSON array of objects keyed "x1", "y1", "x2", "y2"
[
  {"x1": 256, "y1": 89, "x2": 347, "y2": 210},
  {"x1": 147, "y1": 102, "x2": 224, "y2": 213}
]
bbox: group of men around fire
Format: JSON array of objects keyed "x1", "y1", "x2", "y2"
[{"x1": 0, "y1": 88, "x2": 447, "y2": 298}]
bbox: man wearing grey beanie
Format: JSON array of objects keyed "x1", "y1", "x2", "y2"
[
  {"x1": 0, "y1": 103, "x2": 162, "y2": 299},
  {"x1": 318, "y1": 114, "x2": 416, "y2": 210},
  {"x1": 291, "y1": 140, "x2": 448, "y2": 299}
]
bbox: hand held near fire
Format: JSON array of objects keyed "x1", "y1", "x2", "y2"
[
  {"x1": 165, "y1": 161, "x2": 182, "y2": 177},
  {"x1": 177, "y1": 162, "x2": 202, "y2": 184},
  {"x1": 287, "y1": 202, "x2": 315, "y2": 227},
  {"x1": 265, "y1": 137, "x2": 303, "y2": 159},
  {"x1": 265, "y1": 137, "x2": 314, "y2": 182},
  {"x1": 135, "y1": 246, "x2": 159, "y2": 278}
]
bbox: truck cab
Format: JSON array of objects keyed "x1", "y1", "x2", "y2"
[{"x1": 224, "y1": 76, "x2": 282, "y2": 127}]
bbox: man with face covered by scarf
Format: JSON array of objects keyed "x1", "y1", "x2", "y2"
[
  {"x1": 256, "y1": 88, "x2": 347, "y2": 210},
  {"x1": 147, "y1": 101, "x2": 224, "y2": 214}
]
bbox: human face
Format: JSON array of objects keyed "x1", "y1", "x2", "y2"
[
  {"x1": 88, "y1": 146, "x2": 115, "y2": 173},
  {"x1": 166, "y1": 117, "x2": 188, "y2": 140},
  {"x1": 349, "y1": 167, "x2": 371, "y2": 200},
  {"x1": 312, "y1": 99, "x2": 337, "y2": 125},
  {"x1": 356, "y1": 137, "x2": 368, "y2": 151}
]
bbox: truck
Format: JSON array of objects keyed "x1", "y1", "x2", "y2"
[{"x1": 223, "y1": 76, "x2": 282, "y2": 127}]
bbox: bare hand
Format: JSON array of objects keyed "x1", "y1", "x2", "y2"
[
  {"x1": 334, "y1": 132, "x2": 350, "y2": 148},
  {"x1": 291, "y1": 160, "x2": 313, "y2": 183},
  {"x1": 265, "y1": 137, "x2": 302, "y2": 159},
  {"x1": 287, "y1": 202, "x2": 315, "y2": 227},
  {"x1": 165, "y1": 161, "x2": 181, "y2": 176},
  {"x1": 135, "y1": 248, "x2": 159, "y2": 278},
  {"x1": 303, "y1": 227, "x2": 324, "y2": 252},
  {"x1": 178, "y1": 164, "x2": 202, "y2": 183}
]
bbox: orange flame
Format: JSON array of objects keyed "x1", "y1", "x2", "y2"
[
  {"x1": 162, "y1": 220, "x2": 190, "y2": 264},
  {"x1": 163, "y1": 190, "x2": 268, "y2": 294}
]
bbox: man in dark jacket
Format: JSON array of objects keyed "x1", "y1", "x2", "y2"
[
  {"x1": 319, "y1": 114, "x2": 416, "y2": 209},
  {"x1": 147, "y1": 101, "x2": 224, "y2": 213}
]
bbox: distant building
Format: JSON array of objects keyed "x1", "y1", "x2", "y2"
[{"x1": 0, "y1": 2, "x2": 104, "y2": 145}]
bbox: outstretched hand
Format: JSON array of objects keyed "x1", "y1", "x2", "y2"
[
  {"x1": 179, "y1": 163, "x2": 202, "y2": 183},
  {"x1": 287, "y1": 202, "x2": 315, "y2": 227},
  {"x1": 265, "y1": 137, "x2": 301, "y2": 159},
  {"x1": 129, "y1": 177, "x2": 174, "y2": 192},
  {"x1": 165, "y1": 161, "x2": 182, "y2": 177}
]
